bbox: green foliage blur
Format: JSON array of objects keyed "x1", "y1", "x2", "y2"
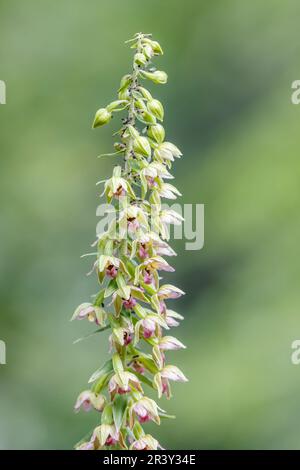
[{"x1": 1, "y1": 0, "x2": 300, "y2": 450}]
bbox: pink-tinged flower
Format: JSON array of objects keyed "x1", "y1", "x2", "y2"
[
  {"x1": 158, "y1": 284, "x2": 185, "y2": 300},
  {"x1": 123, "y1": 330, "x2": 133, "y2": 346},
  {"x1": 105, "y1": 435, "x2": 118, "y2": 446},
  {"x1": 71, "y1": 302, "x2": 105, "y2": 326},
  {"x1": 161, "y1": 378, "x2": 171, "y2": 398},
  {"x1": 147, "y1": 176, "x2": 158, "y2": 188},
  {"x1": 105, "y1": 264, "x2": 118, "y2": 279},
  {"x1": 130, "y1": 434, "x2": 161, "y2": 450},
  {"x1": 159, "y1": 336, "x2": 186, "y2": 351},
  {"x1": 128, "y1": 217, "x2": 140, "y2": 233},
  {"x1": 160, "y1": 209, "x2": 184, "y2": 225},
  {"x1": 154, "y1": 366, "x2": 188, "y2": 399},
  {"x1": 98, "y1": 255, "x2": 128, "y2": 283},
  {"x1": 143, "y1": 256, "x2": 175, "y2": 273},
  {"x1": 161, "y1": 365, "x2": 188, "y2": 382},
  {"x1": 141, "y1": 318, "x2": 156, "y2": 338},
  {"x1": 74, "y1": 391, "x2": 93, "y2": 412},
  {"x1": 131, "y1": 397, "x2": 160, "y2": 425},
  {"x1": 91, "y1": 424, "x2": 120, "y2": 449},
  {"x1": 123, "y1": 296, "x2": 137, "y2": 310},
  {"x1": 138, "y1": 243, "x2": 148, "y2": 259},
  {"x1": 76, "y1": 440, "x2": 95, "y2": 450},
  {"x1": 143, "y1": 269, "x2": 153, "y2": 285},
  {"x1": 159, "y1": 301, "x2": 167, "y2": 314},
  {"x1": 74, "y1": 390, "x2": 105, "y2": 413},
  {"x1": 113, "y1": 184, "x2": 126, "y2": 198},
  {"x1": 155, "y1": 240, "x2": 176, "y2": 257},
  {"x1": 164, "y1": 309, "x2": 184, "y2": 328},
  {"x1": 132, "y1": 360, "x2": 145, "y2": 375},
  {"x1": 158, "y1": 183, "x2": 182, "y2": 200},
  {"x1": 109, "y1": 371, "x2": 142, "y2": 398}
]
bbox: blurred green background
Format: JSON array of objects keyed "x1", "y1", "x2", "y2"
[{"x1": 1, "y1": 0, "x2": 300, "y2": 450}]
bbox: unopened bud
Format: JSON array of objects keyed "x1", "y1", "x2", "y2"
[
  {"x1": 139, "y1": 87, "x2": 152, "y2": 101},
  {"x1": 141, "y1": 110, "x2": 156, "y2": 124},
  {"x1": 143, "y1": 44, "x2": 154, "y2": 59},
  {"x1": 134, "y1": 53, "x2": 147, "y2": 66},
  {"x1": 148, "y1": 124, "x2": 165, "y2": 143},
  {"x1": 118, "y1": 88, "x2": 130, "y2": 100},
  {"x1": 135, "y1": 98, "x2": 147, "y2": 111},
  {"x1": 143, "y1": 38, "x2": 163, "y2": 55},
  {"x1": 142, "y1": 70, "x2": 168, "y2": 85},
  {"x1": 107, "y1": 100, "x2": 128, "y2": 112},
  {"x1": 119, "y1": 74, "x2": 131, "y2": 90},
  {"x1": 133, "y1": 136, "x2": 151, "y2": 157},
  {"x1": 147, "y1": 99, "x2": 164, "y2": 121},
  {"x1": 92, "y1": 108, "x2": 112, "y2": 128}
]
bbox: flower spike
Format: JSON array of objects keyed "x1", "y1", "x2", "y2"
[{"x1": 73, "y1": 32, "x2": 186, "y2": 450}]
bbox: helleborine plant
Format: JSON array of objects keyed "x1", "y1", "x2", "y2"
[{"x1": 72, "y1": 32, "x2": 187, "y2": 451}]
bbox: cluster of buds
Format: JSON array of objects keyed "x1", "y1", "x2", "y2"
[{"x1": 72, "y1": 32, "x2": 187, "y2": 450}]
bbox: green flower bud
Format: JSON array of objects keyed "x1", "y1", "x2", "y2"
[
  {"x1": 92, "y1": 108, "x2": 112, "y2": 128},
  {"x1": 107, "y1": 100, "x2": 128, "y2": 112},
  {"x1": 139, "y1": 87, "x2": 152, "y2": 101},
  {"x1": 143, "y1": 44, "x2": 154, "y2": 59},
  {"x1": 148, "y1": 124, "x2": 165, "y2": 143},
  {"x1": 134, "y1": 52, "x2": 147, "y2": 66},
  {"x1": 141, "y1": 110, "x2": 157, "y2": 124},
  {"x1": 143, "y1": 38, "x2": 163, "y2": 55},
  {"x1": 118, "y1": 88, "x2": 130, "y2": 100},
  {"x1": 135, "y1": 98, "x2": 147, "y2": 111},
  {"x1": 151, "y1": 40, "x2": 163, "y2": 55},
  {"x1": 127, "y1": 125, "x2": 139, "y2": 138},
  {"x1": 133, "y1": 136, "x2": 151, "y2": 157},
  {"x1": 147, "y1": 99, "x2": 164, "y2": 121},
  {"x1": 142, "y1": 70, "x2": 168, "y2": 84},
  {"x1": 119, "y1": 74, "x2": 131, "y2": 91}
]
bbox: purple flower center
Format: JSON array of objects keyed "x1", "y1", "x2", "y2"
[{"x1": 123, "y1": 297, "x2": 137, "y2": 310}]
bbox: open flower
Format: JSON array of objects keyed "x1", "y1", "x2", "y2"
[
  {"x1": 159, "y1": 336, "x2": 186, "y2": 351},
  {"x1": 158, "y1": 284, "x2": 185, "y2": 299},
  {"x1": 71, "y1": 303, "x2": 106, "y2": 326},
  {"x1": 119, "y1": 205, "x2": 149, "y2": 237},
  {"x1": 143, "y1": 269, "x2": 153, "y2": 285},
  {"x1": 98, "y1": 255, "x2": 129, "y2": 283},
  {"x1": 109, "y1": 371, "x2": 142, "y2": 398},
  {"x1": 160, "y1": 209, "x2": 184, "y2": 225},
  {"x1": 130, "y1": 434, "x2": 161, "y2": 450},
  {"x1": 136, "y1": 232, "x2": 176, "y2": 258},
  {"x1": 105, "y1": 264, "x2": 118, "y2": 279},
  {"x1": 136, "y1": 256, "x2": 174, "y2": 283},
  {"x1": 76, "y1": 440, "x2": 95, "y2": 450},
  {"x1": 154, "y1": 142, "x2": 182, "y2": 162},
  {"x1": 164, "y1": 309, "x2": 184, "y2": 328},
  {"x1": 123, "y1": 296, "x2": 137, "y2": 310},
  {"x1": 135, "y1": 314, "x2": 167, "y2": 342},
  {"x1": 92, "y1": 424, "x2": 120, "y2": 448},
  {"x1": 103, "y1": 166, "x2": 135, "y2": 202},
  {"x1": 145, "y1": 256, "x2": 174, "y2": 272},
  {"x1": 74, "y1": 390, "x2": 105, "y2": 413},
  {"x1": 130, "y1": 397, "x2": 160, "y2": 425},
  {"x1": 158, "y1": 183, "x2": 182, "y2": 200},
  {"x1": 154, "y1": 365, "x2": 188, "y2": 398}
]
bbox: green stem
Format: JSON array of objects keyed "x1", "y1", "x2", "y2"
[{"x1": 124, "y1": 34, "x2": 144, "y2": 173}]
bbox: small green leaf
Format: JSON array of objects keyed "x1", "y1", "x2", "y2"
[
  {"x1": 88, "y1": 359, "x2": 113, "y2": 384},
  {"x1": 104, "y1": 279, "x2": 118, "y2": 298},
  {"x1": 73, "y1": 325, "x2": 110, "y2": 344},
  {"x1": 116, "y1": 273, "x2": 131, "y2": 300},
  {"x1": 113, "y1": 395, "x2": 128, "y2": 431}
]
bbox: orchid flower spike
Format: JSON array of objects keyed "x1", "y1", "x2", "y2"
[{"x1": 73, "y1": 32, "x2": 187, "y2": 450}]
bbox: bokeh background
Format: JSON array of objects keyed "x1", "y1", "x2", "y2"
[{"x1": 1, "y1": 0, "x2": 300, "y2": 449}]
